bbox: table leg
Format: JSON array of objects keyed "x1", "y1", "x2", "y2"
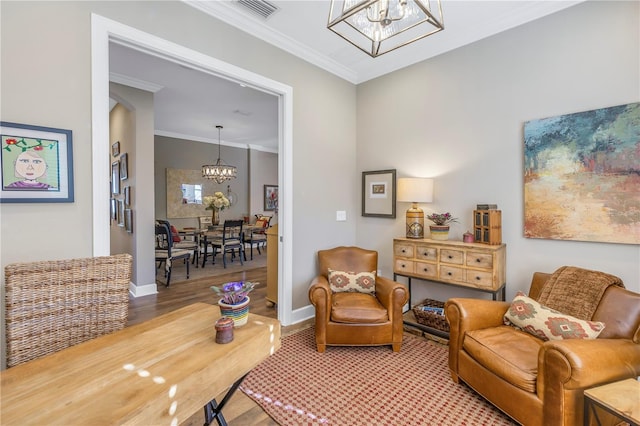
[{"x1": 203, "y1": 372, "x2": 249, "y2": 426}]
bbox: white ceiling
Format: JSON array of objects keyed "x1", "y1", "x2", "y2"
[{"x1": 109, "y1": 0, "x2": 585, "y2": 151}]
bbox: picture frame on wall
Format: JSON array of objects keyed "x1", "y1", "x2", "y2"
[
  {"x1": 111, "y1": 161, "x2": 120, "y2": 194},
  {"x1": 124, "y1": 185, "x2": 131, "y2": 207},
  {"x1": 117, "y1": 199, "x2": 125, "y2": 227},
  {"x1": 362, "y1": 169, "x2": 396, "y2": 218},
  {"x1": 124, "y1": 209, "x2": 133, "y2": 233},
  {"x1": 119, "y1": 153, "x2": 128, "y2": 180},
  {"x1": 264, "y1": 184, "x2": 278, "y2": 211},
  {"x1": 111, "y1": 141, "x2": 120, "y2": 157},
  {"x1": 0, "y1": 121, "x2": 74, "y2": 203},
  {"x1": 111, "y1": 198, "x2": 117, "y2": 221}
]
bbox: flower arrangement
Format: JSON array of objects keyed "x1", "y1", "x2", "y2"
[
  {"x1": 426, "y1": 212, "x2": 458, "y2": 226},
  {"x1": 203, "y1": 192, "x2": 230, "y2": 211},
  {"x1": 211, "y1": 281, "x2": 255, "y2": 305}
]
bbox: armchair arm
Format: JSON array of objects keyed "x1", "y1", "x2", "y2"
[
  {"x1": 445, "y1": 298, "x2": 511, "y2": 380},
  {"x1": 375, "y1": 276, "x2": 408, "y2": 322},
  {"x1": 540, "y1": 338, "x2": 640, "y2": 424},
  {"x1": 309, "y1": 275, "x2": 332, "y2": 326}
]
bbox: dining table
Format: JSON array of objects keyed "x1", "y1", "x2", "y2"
[{"x1": 0, "y1": 303, "x2": 281, "y2": 426}]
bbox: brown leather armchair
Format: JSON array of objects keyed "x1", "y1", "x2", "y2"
[
  {"x1": 445, "y1": 271, "x2": 640, "y2": 426},
  {"x1": 308, "y1": 246, "x2": 409, "y2": 353}
]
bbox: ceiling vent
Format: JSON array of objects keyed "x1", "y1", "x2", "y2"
[{"x1": 235, "y1": 0, "x2": 279, "y2": 20}]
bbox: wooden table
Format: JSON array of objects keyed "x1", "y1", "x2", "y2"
[
  {"x1": 584, "y1": 378, "x2": 640, "y2": 426},
  {"x1": 0, "y1": 303, "x2": 280, "y2": 425}
]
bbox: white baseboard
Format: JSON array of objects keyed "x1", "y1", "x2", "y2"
[
  {"x1": 129, "y1": 282, "x2": 158, "y2": 298},
  {"x1": 288, "y1": 304, "x2": 315, "y2": 325}
]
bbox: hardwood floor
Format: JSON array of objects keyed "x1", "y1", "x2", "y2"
[{"x1": 128, "y1": 258, "x2": 308, "y2": 425}]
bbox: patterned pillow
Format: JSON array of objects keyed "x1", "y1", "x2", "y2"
[
  {"x1": 328, "y1": 269, "x2": 376, "y2": 294},
  {"x1": 169, "y1": 225, "x2": 181, "y2": 243},
  {"x1": 503, "y1": 292, "x2": 605, "y2": 341}
]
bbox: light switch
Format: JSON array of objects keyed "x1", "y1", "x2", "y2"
[{"x1": 336, "y1": 210, "x2": 347, "y2": 221}]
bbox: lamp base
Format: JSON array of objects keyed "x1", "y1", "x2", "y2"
[{"x1": 406, "y1": 205, "x2": 424, "y2": 239}]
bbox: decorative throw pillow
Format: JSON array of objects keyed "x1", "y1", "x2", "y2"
[
  {"x1": 328, "y1": 269, "x2": 376, "y2": 294},
  {"x1": 503, "y1": 292, "x2": 605, "y2": 341},
  {"x1": 169, "y1": 225, "x2": 181, "y2": 243}
]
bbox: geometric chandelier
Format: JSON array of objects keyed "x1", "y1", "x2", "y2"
[
  {"x1": 202, "y1": 125, "x2": 237, "y2": 184},
  {"x1": 328, "y1": 0, "x2": 444, "y2": 58}
]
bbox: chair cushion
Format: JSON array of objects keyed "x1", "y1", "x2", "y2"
[
  {"x1": 330, "y1": 292, "x2": 388, "y2": 324},
  {"x1": 464, "y1": 326, "x2": 543, "y2": 393},
  {"x1": 170, "y1": 225, "x2": 181, "y2": 242},
  {"x1": 328, "y1": 269, "x2": 376, "y2": 294},
  {"x1": 504, "y1": 292, "x2": 605, "y2": 341}
]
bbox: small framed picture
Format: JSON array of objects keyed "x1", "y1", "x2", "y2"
[
  {"x1": 362, "y1": 169, "x2": 396, "y2": 218},
  {"x1": 120, "y1": 153, "x2": 128, "y2": 180},
  {"x1": 111, "y1": 198, "x2": 117, "y2": 221},
  {"x1": 264, "y1": 184, "x2": 278, "y2": 211},
  {"x1": 124, "y1": 186, "x2": 131, "y2": 207},
  {"x1": 1, "y1": 121, "x2": 74, "y2": 203},
  {"x1": 111, "y1": 161, "x2": 120, "y2": 194},
  {"x1": 111, "y1": 141, "x2": 120, "y2": 157},
  {"x1": 117, "y1": 199, "x2": 125, "y2": 227},
  {"x1": 124, "y1": 209, "x2": 133, "y2": 233}
]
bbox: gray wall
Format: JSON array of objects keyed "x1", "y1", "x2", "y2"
[
  {"x1": 0, "y1": 1, "x2": 357, "y2": 321},
  {"x1": 250, "y1": 149, "x2": 279, "y2": 224},
  {"x1": 356, "y1": 0, "x2": 640, "y2": 302},
  {"x1": 154, "y1": 135, "x2": 251, "y2": 229}
]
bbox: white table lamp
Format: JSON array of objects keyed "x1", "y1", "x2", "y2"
[{"x1": 397, "y1": 178, "x2": 434, "y2": 238}]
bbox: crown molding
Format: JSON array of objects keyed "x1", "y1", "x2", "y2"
[
  {"x1": 109, "y1": 72, "x2": 165, "y2": 92},
  {"x1": 155, "y1": 129, "x2": 279, "y2": 153},
  {"x1": 184, "y1": 0, "x2": 358, "y2": 84}
]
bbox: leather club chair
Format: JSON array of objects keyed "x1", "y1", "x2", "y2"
[
  {"x1": 445, "y1": 270, "x2": 640, "y2": 426},
  {"x1": 308, "y1": 246, "x2": 409, "y2": 353}
]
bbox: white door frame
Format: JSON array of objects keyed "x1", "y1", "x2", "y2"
[{"x1": 90, "y1": 14, "x2": 294, "y2": 325}]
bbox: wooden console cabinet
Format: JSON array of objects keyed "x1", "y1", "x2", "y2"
[{"x1": 394, "y1": 237, "x2": 506, "y2": 337}]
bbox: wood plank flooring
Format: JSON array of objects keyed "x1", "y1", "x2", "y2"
[{"x1": 128, "y1": 261, "x2": 308, "y2": 425}]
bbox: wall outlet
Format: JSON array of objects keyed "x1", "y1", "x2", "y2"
[{"x1": 336, "y1": 210, "x2": 347, "y2": 221}]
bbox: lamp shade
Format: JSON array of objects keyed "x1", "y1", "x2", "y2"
[{"x1": 397, "y1": 178, "x2": 434, "y2": 203}]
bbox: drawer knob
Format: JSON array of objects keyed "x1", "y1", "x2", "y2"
[
  {"x1": 401, "y1": 264, "x2": 405, "y2": 268},
  {"x1": 448, "y1": 255, "x2": 452, "y2": 259},
  {"x1": 476, "y1": 258, "x2": 481, "y2": 262},
  {"x1": 447, "y1": 272, "x2": 452, "y2": 276},
  {"x1": 475, "y1": 276, "x2": 481, "y2": 280},
  {"x1": 423, "y1": 268, "x2": 428, "y2": 272},
  {"x1": 423, "y1": 252, "x2": 428, "y2": 256},
  {"x1": 401, "y1": 249, "x2": 406, "y2": 253}
]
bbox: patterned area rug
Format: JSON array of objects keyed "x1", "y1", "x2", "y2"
[{"x1": 241, "y1": 328, "x2": 516, "y2": 425}]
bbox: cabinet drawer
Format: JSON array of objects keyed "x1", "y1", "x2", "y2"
[
  {"x1": 414, "y1": 261, "x2": 437, "y2": 279},
  {"x1": 394, "y1": 243, "x2": 414, "y2": 258},
  {"x1": 394, "y1": 259, "x2": 414, "y2": 275},
  {"x1": 440, "y1": 249, "x2": 464, "y2": 265},
  {"x1": 465, "y1": 270, "x2": 495, "y2": 289},
  {"x1": 466, "y1": 252, "x2": 493, "y2": 269},
  {"x1": 416, "y1": 245, "x2": 437, "y2": 261},
  {"x1": 439, "y1": 265, "x2": 464, "y2": 282}
]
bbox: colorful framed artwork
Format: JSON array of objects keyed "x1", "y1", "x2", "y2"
[
  {"x1": 264, "y1": 184, "x2": 278, "y2": 211},
  {"x1": 120, "y1": 153, "x2": 128, "y2": 180},
  {"x1": 111, "y1": 141, "x2": 120, "y2": 157},
  {"x1": 524, "y1": 101, "x2": 640, "y2": 245},
  {"x1": 111, "y1": 161, "x2": 120, "y2": 194},
  {"x1": 0, "y1": 121, "x2": 74, "y2": 203},
  {"x1": 362, "y1": 169, "x2": 396, "y2": 218}
]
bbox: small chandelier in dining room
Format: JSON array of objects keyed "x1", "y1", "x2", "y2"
[
  {"x1": 327, "y1": 0, "x2": 444, "y2": 58},
  {"x1": 202, "y1": 125, "x2": 237, "y2": 184}
]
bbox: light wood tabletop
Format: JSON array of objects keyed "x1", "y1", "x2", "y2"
[
  {"x1": 584, "y1": 378, "x2": 640, "y2": 426},
  {"x1": 0, "y1": 303, "x2": 280, "y2": 425}
]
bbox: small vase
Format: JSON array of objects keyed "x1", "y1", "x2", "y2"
[
  {"x1": 430, "y1": 225, "x2": 450, "y2": 241},
  {"x1": 218, "y1": 297, "x2": 250, "y2": 327},
  {"x1": 212, "y1": 208, "x2": 219, "y2": 226}
]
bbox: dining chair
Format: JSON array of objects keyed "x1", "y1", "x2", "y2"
[
  {"x1": 4, "y1": 253, "x2": 132, "y2": 367},
  {"x1": 243, "y1": 217, "x2": 269, "y2": 260},
  {"x1": 156, "y1": 219, "x2": 199, "y2": 267},
  {"x1": 155, "y1": 221, "x2": 192, "y2": 286},
  {"x1": 208, "y1": 220, "x2": 245, "y2": 268}
]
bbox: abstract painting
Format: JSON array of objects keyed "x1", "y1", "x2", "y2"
[{"x1": 524, "y1": 102, "x2": 640, "y2": 245}]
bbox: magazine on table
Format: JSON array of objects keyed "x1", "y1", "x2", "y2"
[{"x1": 421, "y1": 306, "x2": 444, "y2": 315}]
